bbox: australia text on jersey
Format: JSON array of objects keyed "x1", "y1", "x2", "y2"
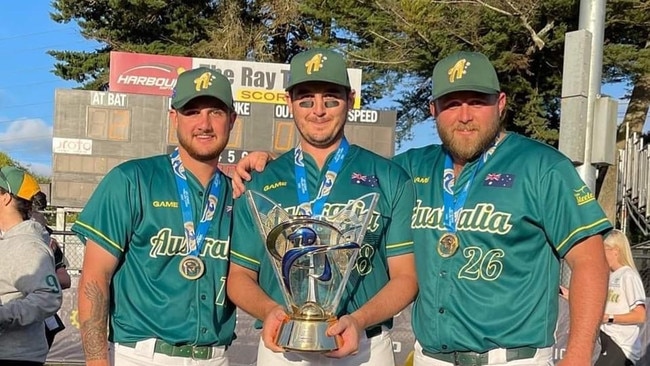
[
  {"x1": 280, "y1": 201, "x2": 382, "y2": 233},
  {"x1": 149, "y1": 228, "x2": 229, "y2": 259},
  {"x1": 411, "y1": 200, "x2": 513, "y2": 235}
]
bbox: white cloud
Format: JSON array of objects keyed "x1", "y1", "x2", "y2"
[
  {"x1": 18, "y1": 161, "x2": 52, "y2": 177},
  {"x1": 0, "y1": 118, "x2": 53, "y2": 175}
]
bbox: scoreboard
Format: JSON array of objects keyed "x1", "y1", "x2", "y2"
[{"x1": 52, "y1": 90, "x2": 396, "y2": 208}]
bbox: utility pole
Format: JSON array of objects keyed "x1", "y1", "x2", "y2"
[
  {"x1": 558, "y1": 0, "x2": 617, "y2": 286},
  {"x1": 559, "y1": 0, "x2": 616, "y2": 192}
]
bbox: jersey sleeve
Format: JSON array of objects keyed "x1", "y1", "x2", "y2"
[
  {"x1": 229, "y1": 189, "x2": 267, "y2": 272},
  {"x1": 384, "y1": 171, "x2": 416, "y2": 257},
  {"x1": 71, "y1": 164, "x2": 140, "y2": 258},
  {"x1": 622, "y1": 269, "x2": 647, "y2": 310},
  {"x1": 539, "y1": 158, "x2": 612, "y2": 256},
  {"x1": 391, "y1": 151, "x2": 412, "y2": 176}
]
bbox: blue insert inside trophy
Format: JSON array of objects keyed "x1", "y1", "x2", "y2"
[{"x1": 245, "y1": 190, "x2": 379, "y2": 352}]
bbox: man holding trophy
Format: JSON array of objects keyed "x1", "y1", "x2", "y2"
[{"x1": 227, "y1": 48, "x2": 418, "y2": 366}]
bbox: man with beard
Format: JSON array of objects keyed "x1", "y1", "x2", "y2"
[
  {"x1": 227, "y1": 48, "x2": 417, "y2": 366},
  {"x1": 392, "y1": 51, "x2": 612, "y2": 366},
  {"x1": 73, "y1": 67, "x2": 237, "y2": 366}
]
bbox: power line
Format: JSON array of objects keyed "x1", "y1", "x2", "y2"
[
  {"x1": 0, "y1": 27, "x2": 80, "y2": 42},
  {"x1": 0, "y1": 39, "x2": 91, "y2": 55},
  {"x1": 0, "y1": 101, "x2": 54, "y2": 110},
  {"x1": 0, "y1": 79, "x2": 63, "y2": 90},
  {"x1": 0, "y1": 115, "x2": 53, "y2": 125}
]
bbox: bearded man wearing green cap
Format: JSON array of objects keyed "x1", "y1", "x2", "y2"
[
  {"x1": 392, "y1": 51, "x2": 612, "y2": 366},
  {"x1": 227, "y1": 48, "x2": 417, "y2": 365},
  {"x1": 73, "y1": 67, "x2": 238, "y2": 366}
]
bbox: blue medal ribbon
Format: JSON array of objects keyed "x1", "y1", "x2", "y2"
[
  {"x1": 442, "y1": 139, "x2": 500, "y2": 235},
  {"x1": 170, "y1": 148, "x2": 221, "y2": 257},
  {"x1": 294, "y1": 137, "x2": 349, "y2": 216}
]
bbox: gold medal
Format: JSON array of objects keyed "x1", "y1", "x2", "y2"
[
  {"x1": 437, "y1": 233, "x2": 459, "y2": 258},
  {"x1": 179, "y1": 255, "x2": 205, "y2": 280}
]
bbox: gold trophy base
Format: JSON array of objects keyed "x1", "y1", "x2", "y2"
[{"x1": 276, "y1": 318, "x2": 341, "y2": 352}]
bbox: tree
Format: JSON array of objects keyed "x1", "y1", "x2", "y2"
[
  {"x1": 0, "y1": 151, "x2": 50, "y2": 183},
  {"x1": 49, "y1": 1, "x2": 650, "y2": 144},
  {"x1": 49, "y1": 0, "x2": 225, "y2": 90}
]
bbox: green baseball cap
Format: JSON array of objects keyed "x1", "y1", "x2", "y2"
[
  {"x1": 0, "y1": 166, "x2": 41, "y2": 201},
  {"x1": 171, "y1": 67, "x2": 234, "y2": 110},
  {"x1": 431, "y1": 51, "x2": 500, "y2": 101},
  {"x1": 286, "y1": 48, "x2": 351, "y2": 91}
]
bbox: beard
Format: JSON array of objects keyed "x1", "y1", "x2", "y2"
[
  {"x1": 437, "y1": 118, "x2": 501, "y2": 163},
  {"x1": 177, "y1": 132, "x2": 221, "y2": 162}
]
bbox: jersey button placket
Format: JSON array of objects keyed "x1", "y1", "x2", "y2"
[{"x1": 436, "y1": 253, "x2": 453, "y2": 350}]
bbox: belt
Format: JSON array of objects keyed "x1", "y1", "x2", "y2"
[
  {"x1": 120, "y1": 339, "x2": 217, "y2": 360},
  {"x1": 422, "y1": 347, "x2": 537, "y2": 365},
  {"x1": 365, "y1": 326, "x2": 382, "y2": 339}
]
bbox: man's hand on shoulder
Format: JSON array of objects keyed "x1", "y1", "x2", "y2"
[{"x1": 232, "y1": 151, "x2": 274, "y2": 198}]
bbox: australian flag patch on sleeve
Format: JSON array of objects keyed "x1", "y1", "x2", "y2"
[
  {"x1": 351, "y1": 172, "x2": 379, "y2": 187},
  {"x1": 483, "y1": 173, "x2": 515, "y2": 188}
]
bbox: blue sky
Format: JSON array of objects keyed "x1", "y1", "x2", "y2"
[
  {"x1": 0, "y1": 2, "x2": 641, "y2": 176},
  {"x1": 0, "y1": 2, "x2": 98, "y2": 176}
]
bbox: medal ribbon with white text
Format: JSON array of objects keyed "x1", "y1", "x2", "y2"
[
  {"x1": 170, "y1": 148, "x2": 221, "y2": 258},
  {"x1": 294, "y1": 137, "x2": 349, "y2": 216},
  {"x1": 442, "y1": 138, "x2": 501, "y2": 240}
]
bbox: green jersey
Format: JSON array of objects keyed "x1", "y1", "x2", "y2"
[
  {"x1": 72, "y1": 155, "x2": 235, "y2": 346},
  {"x1": 231, "y1": 144, "x2": 415, "y2": 328},
  {"x1": 393, "y1": 133, "x2": 612, "y2": 353}
]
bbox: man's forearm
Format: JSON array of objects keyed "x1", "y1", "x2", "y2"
[
  {"x1": 350, "y1": 273, "x2": 417, "y2": 330},
  {"x1": 227, "y1": 272, "x2": 281, "y2": 321},
  {"x1": 78, "y1": 277, "x2": 110, "y2": 364},
  {"x1": 566, "y1": 259, "x2": 608, "y2": 362}
]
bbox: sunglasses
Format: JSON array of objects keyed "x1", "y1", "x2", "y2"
[{"x1": 0, "y1": 169, "x2": 11, "y2": 194}]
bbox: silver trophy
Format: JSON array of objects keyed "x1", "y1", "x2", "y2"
[{"x1": 245, "y1": 190, "x2": 379, "y2": 352}]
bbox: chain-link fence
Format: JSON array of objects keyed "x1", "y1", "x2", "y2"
[{"x1": 53, "y1": 230, "x2": 84, "y2": 273}]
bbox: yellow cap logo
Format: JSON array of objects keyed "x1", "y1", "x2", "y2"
[
  {"x1": 194, "y1": 72, "x2": 214, "y2": 91},
  {"x1": 448, "y1": 59, "x2": 470, "y2": 83},
  {"x1": 305, "y1": 53, "x2": 326, "y2": 75}
]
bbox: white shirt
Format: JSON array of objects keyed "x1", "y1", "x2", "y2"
[{"x1": 601, "y1": 265, "x2": 646, "y2": 362}]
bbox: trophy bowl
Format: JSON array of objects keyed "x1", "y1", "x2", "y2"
[{"x1": 246, "y1": 191, "x2": 379, "y2": 352}]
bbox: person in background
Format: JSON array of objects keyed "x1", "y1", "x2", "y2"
[
  {"x1": 29, "y1": 190, "x2": 71, "y2": 349},
  {"x1": 44, "y1": 226, "x2": 70, "y2": 349},
  {"x1": 597, "y1": 230, "x2": 646, "y2": 365},
  {"x1": 0, "y1": 166, "x2": 62, "y2": 365}
]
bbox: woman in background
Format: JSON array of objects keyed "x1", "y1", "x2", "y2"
[
  {"x1": 0, "y1": 166, "x2": 62, "y2": 365},
  {"x1": 597, "y1": 229, "x2": 647, "y2": 366}
]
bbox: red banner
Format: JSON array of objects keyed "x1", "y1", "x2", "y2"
[{"x1": 109, "y1": 52, "x2": 193, "y2": 96}]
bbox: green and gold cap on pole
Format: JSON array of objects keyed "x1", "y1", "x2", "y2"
[
  {"x1": 0, "y1": 166, "x2": 41, "y2": 201},
  {"x1": 431, "y1": 51, "x2": 500, "y2": 101},
  {"x1": 286, "y1": 48, "x2": 351, "y2": 91},
  {"x1": 171, "y1": 67, "x2": 234, "y2": 110}
]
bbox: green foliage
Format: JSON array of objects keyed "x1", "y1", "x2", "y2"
[
  {"x1": 48, "y1": 0, "x2": 650, "y2": 146},
  {"x1": 49, "y1": 0, "x2": 222, "y2": 90}
]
